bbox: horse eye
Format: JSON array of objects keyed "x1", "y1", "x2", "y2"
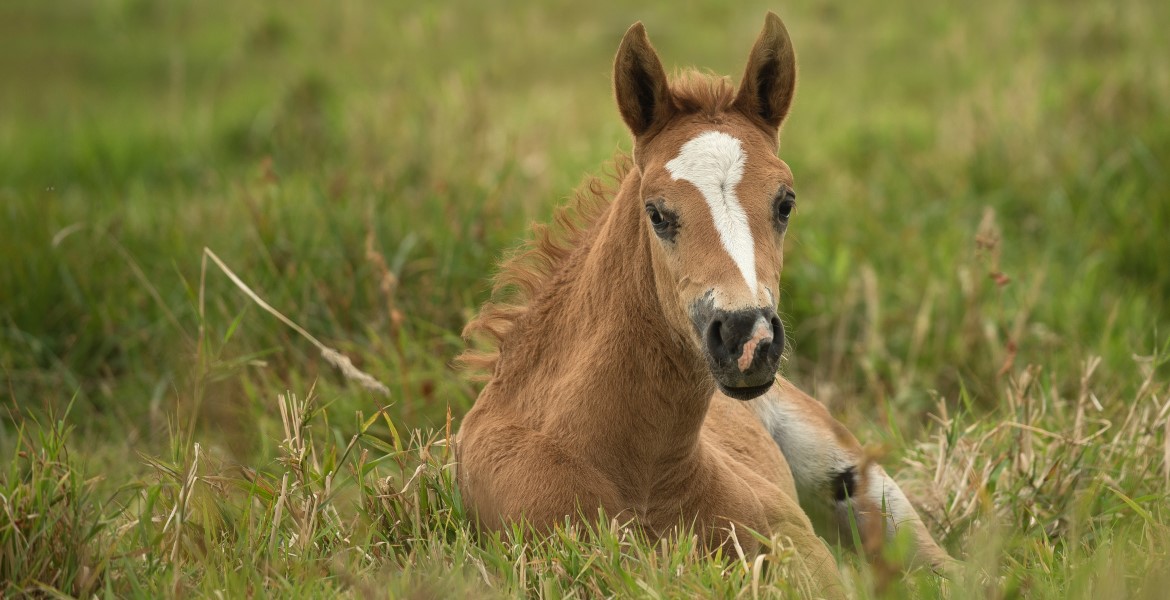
[
  {"x1": 774, "y1": 188, "x2": 796, "y2": 226},
  {"x1": 775, "y1": 199, "x2": 795, "y2": 221},
  {"x1": 645, "y1": 203, "x2": 676, "y2": 239}
]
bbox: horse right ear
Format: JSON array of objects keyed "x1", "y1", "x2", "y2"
[
  {"x1": 733, "y1": 12, "x2": 797, "y2": 134},
  {"x1": 613, "y1": 22, "x2": 673, "y2": 140}
]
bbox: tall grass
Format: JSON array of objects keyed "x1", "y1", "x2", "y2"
[
  {"x1": 2, "y1": 0, "x2": 1168, "y2": 596},
  {"x1": 1, "y1": 403, "x2": 113, "y2": 595}
]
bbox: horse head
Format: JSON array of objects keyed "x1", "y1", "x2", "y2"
[{"x1": 615, "y1": 14, "x2": 798, "y2": 400}]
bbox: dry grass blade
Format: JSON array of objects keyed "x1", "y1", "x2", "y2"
[{"x1": 201, "y1": 247, "x2": 390, "y2": 396}]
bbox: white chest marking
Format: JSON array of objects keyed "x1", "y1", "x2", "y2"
[{"x1": 664, "y1": 131, "x2": 756, "y2": 294}]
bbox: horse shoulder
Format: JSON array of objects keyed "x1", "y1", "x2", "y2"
[
  {"x1": 637, "y1": 397, "x2": 804, "y2": 550},
  {"x1": 702, "y1": 392, "x2": 798, "y2": 499}
]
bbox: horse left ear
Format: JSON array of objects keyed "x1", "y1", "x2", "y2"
[
  {"x1": 734, "y1": 12, "x2": 797, "y2": 134},
  {"x1": 614, "y1": 22, "x2": 674, "y2": 140}
]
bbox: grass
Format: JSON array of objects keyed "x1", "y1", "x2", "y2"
[{"x1": 2, "y1": 0, "x2": 1169, "y2": 596}]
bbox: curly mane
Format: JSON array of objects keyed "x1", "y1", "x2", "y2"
[
  {"x1": 458, "y1": 71, "x2": 737, "y2": 378},
  {"x1": 458, "y1": 153, "x2": 633, "y2": 378}
]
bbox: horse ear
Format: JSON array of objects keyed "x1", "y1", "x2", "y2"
[
  {"x1": 734, "y1": 12, "x2": 797, "y2": 133},
  {"x1": 614, "y1": 22, "x2": 673, "y2": 139}
]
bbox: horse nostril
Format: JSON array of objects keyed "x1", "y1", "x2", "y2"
[
  {"x1": 770, "y1": 316, "x2": 784, "y2": 354},
  {"x1": 706, "y1": 319, "x2": 728, "y2": 359},
  {"x1": 719, "y1": 321, "x2": 733, "y2": 345}
]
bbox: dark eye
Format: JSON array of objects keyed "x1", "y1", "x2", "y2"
[
  {"x1": 645, "y1": 203, "x2": 677, "y2": 240},
  {"x1": 648, "y1": 205, "x2": 665, "y2": 226},
  {"x1": 774, "y1": 187, "x2": 796, "y2": 227}
]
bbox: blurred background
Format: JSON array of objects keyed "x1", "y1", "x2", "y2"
[{"x1": 2, "y1": 0, "x2": 1168, "y2": 538}]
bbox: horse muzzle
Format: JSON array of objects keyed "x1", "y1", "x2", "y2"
[{"x1": 691, "y1": 300, "x2": 784, "y2": 400}]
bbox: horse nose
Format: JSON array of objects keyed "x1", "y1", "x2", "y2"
[{"x1": 705, "y1": 309, "x2": 784, "y2": 375}]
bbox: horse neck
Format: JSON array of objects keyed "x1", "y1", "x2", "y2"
[{"x1": 515, "y1": 169, "x2": 715, "y2": 486}]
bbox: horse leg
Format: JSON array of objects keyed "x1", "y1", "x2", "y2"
[
  {"x1": 764, "y1": 486, "x2": 850, "y2": 600},
  {"x1": 748, "y1": 379, "x2": 956, "y2": 574}
]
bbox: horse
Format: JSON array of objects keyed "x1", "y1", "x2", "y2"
[{"x1": 456, "y1": 13, "x2": 954, "y2": 596}]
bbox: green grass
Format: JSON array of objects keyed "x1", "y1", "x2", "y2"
[{"x1": 2, "y1": 0, "x2": 1169, "y2": 596}]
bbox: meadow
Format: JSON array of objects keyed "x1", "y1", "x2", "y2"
[{"x1": 2, "y1": 0, "x2": 1169, "y2": 596}]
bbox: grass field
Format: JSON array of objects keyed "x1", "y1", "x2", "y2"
[{"x1": 2, "y1": 0, "x2": 1169, "y2": 596}]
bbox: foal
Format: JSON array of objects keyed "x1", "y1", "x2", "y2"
[{"x1": 457, "y1": 13, "x2": 952, "y2": 594}]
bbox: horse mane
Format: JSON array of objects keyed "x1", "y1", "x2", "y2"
[
  {"x1": 458, "y1": 70, "x2": 736, "y2": 378},
  {"x1": 668, "y1": 70, "x2": 737, "y2": 116}
]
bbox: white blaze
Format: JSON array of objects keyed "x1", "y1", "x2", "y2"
[{"x1": 664, "y1": 131, "x2": 756, "y2": 294}]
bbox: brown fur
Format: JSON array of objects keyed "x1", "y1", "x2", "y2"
[
  {"x1": 669, "y1": 71, "x2": 738, "y2": 117},
  {"x1": 460, "y1": 70, "x2": 754, "y2": 379},
  {"x1": 456, "y1": 14, "x2": 953, "y2": 599}
]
